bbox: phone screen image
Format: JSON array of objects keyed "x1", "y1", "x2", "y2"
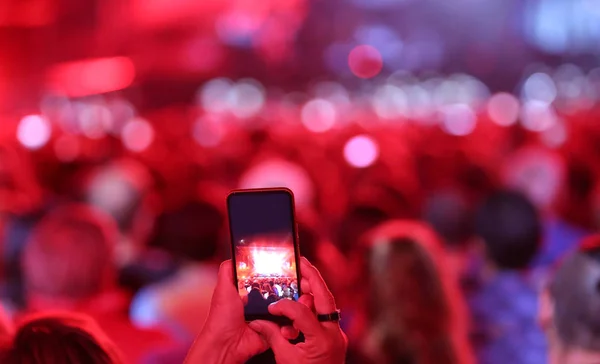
[{"x1": 227, "y1": 188, "x2": 301, "y2": 322}]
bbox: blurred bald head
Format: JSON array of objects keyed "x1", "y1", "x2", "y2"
[
  {"x1": 550, "y1": 235, "x2": 600, "y2": 351},
  {"x1": 23, "y1": 204, "x2": 118, "y2": 302}
]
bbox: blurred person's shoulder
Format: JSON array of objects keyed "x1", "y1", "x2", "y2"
[
  {"x1": 131, "y1": 262, "x2": 218, "y2": 340},
  {"x1": 99, "y1": 312, "x2": 176, "y2": 364},
  {"x1": 90, "y1": 290, "x2": 176, "y2": 364},
  {"x1": 468, "y1": 271, "x2": 539, "y2": 317},
  {"x1": 147, "y1": 262, "x2": 218, "y2": 303},
  {"x1": 533, "y1": 217, "x2": 590, "y2": 268}
]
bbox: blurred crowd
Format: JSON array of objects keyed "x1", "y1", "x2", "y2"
[{"x1": 1, "y1": 86, "x2": 600, "y2": 364}]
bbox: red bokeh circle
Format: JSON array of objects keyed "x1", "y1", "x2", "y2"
[{"x1": 348, "y1": 45, "x2": 383, "y2": 79}]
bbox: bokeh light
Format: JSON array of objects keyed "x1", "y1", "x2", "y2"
[
  {"x1": 47, "y1": 57, "x2": 135, "y2": 97},
  {"x1": 301, "y1": 99, "x2": 337, "y2": 133},
  {"x1": 541, "y1": 120, "x2": 567, "y2": 148},
  {"x1": 228, "y1": 79, "x2": 266, "y2": 119},
  {"x1": 107, "y1": 98, "x2": 136, "y2": 135},
  {"x1": 433, "y1": 79, "x2": 462, "y2": 107},
  {"x1": 441, "y1": 104, "x2": 477, "y2": 136},
  {"x1": 199, "y1": 78, "x2": 234, "y2": 113},
  {"x1": 78, "y1": 103, "x2": 112, "y2": 139},
  {"x1": 520, "y1": 100, "x2": 557, "y2": 132},
  {"x1": 192, "y1": 117, "x2": 225, "y2": 148},
  {"x1": 405, "y1": 85, "x2": 433, "y2": 120},
  {"x1": 451, "y1": 74, "x2": 491, "y2": 108},
  {"x1": 487, "y1": 93, "x2": 520, "y2": 126},
  {"x1": 312, "y1": 82, "x2": 351, "y2": 107},
  {"x1": 372, "y1": 84, "x2": 408, "y2": 120},
  {"x1": 121, "y1": 118, "x2": 155, "y2": 152},
  {"x1": 17, "y1": 115, "x2": 52, "y2": 150},
  {"x1": 344, "y1": 135, "x2": 379, "y2": 168},
  {"x1": 522, "y1": 72, "x2": 557, "y2": 104},
  {"x1": 348, "y1": 45, "x2": 383, "y2": 79}
]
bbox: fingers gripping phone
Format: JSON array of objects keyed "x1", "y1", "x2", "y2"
[{"x1": 227, "y1": 188, "x2": 302, "y2": 324}]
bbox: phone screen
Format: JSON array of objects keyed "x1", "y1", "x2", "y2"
[{"x1": 227, "y1": 188, "x2": 301, "y2": 322}]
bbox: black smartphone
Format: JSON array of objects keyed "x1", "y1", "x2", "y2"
[{"x1": 227, "y1": 188, "x2": 302, "y2": 324}]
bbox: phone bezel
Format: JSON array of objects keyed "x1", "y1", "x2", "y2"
[{"x1": 227, "y1": 187, "x2": 302, "y2": 325}]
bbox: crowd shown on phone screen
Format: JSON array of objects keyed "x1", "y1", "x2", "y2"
[{"x1": 240, "y1": 278, "x2": 299, "y2": 301}]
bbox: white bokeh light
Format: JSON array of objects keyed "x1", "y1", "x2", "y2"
[
  {"x1": 229, "y1": 79, "x2": 266, "y2": 118},
  {"x1": 79, "y1": 103, "x2": 112, "y2": 139},
  {"x1": 450, "y1": 74, "x2": 491, "y2": 108},
  {"x1": 17, "y1": 115, "x2": 52, "y2": 150},
  {"x1": 121, "y1": 118, "x2": 154, "y2": 152},
  {"x1": 522, "y1": 72, "x2": 557, "y2": 104},
  {"x1": 199, "y1": 78, "x2": 234, "y2": 113},
  {"x1": 433, "y1": 79, "x2": 462, "y2": 107},
  {"x1": 405, "y1": 85, "x2": 433, "y2": 120},
  {"x1": 372, "y1": 84, "x2": 408, "y2": 120},
  {"x1": 312, "y1": 81, "x2": 351, "y2": 107},
  {"x1": 521, "y1": 100, "x2": 557, "y2": 132},
  {"x1": 107, "y1": 98, "x2": 136, "y2": 135},
  {"x1": 487, "y1": 93, "x2": 520, "y2": 126},
  {"x1": 344, "y1": 135, "x2": 379, "y2": 168},
  {"x1": 301, "y1": 99, "x2": 337, "y2": 133},
  {"x1": 441, "y1": 104, "x2": 477, "y2": 136}
]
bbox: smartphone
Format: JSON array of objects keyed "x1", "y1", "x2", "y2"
[{"x1": 227, "y1": 188, "x2": 302, "y2": 324}]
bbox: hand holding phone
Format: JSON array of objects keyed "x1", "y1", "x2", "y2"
[
  {"x1": 186, "y1": 258, "x2": 347, "y2": 364},
  {"x1": 248, "y1": 257, "x2": 348, "y2": 364},
  {"x1": 227, "y1": 188, "x2": 302, "y2": 324},
  {"x1": 185, "y1": 260, "x2": 269, "y2": 364},
  {"x1": 186, "y1": 188, "x2": 347, "y2": 364}
]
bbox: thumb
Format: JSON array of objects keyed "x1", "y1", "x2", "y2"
[
  {"x1": 213, "y1": 260, "x2": 237, "y2": 302},
  {"x1": 248, "y1": 320, "x2": 293, "y2": 353}
]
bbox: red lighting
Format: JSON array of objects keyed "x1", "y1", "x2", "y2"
[
  {"x1": 46, "y1": 57, "x2": 135, "y2": 97},
  {"x1": 0, "y1": 0, "x2": 56, "y2": 27},
  {"x1": 348, "y1": 45, "x2": 383, "y2": 79},
  {"x1": 54, "y1": 135, "x2": 80, "y2": 162}
]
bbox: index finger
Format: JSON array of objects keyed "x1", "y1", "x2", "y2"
[
  {"x1": 268, "y1": 299, "x2": 324, "y2": 338},
  {"x1": 300, "y1": 257, "x2": 337, "y2": 314}
]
